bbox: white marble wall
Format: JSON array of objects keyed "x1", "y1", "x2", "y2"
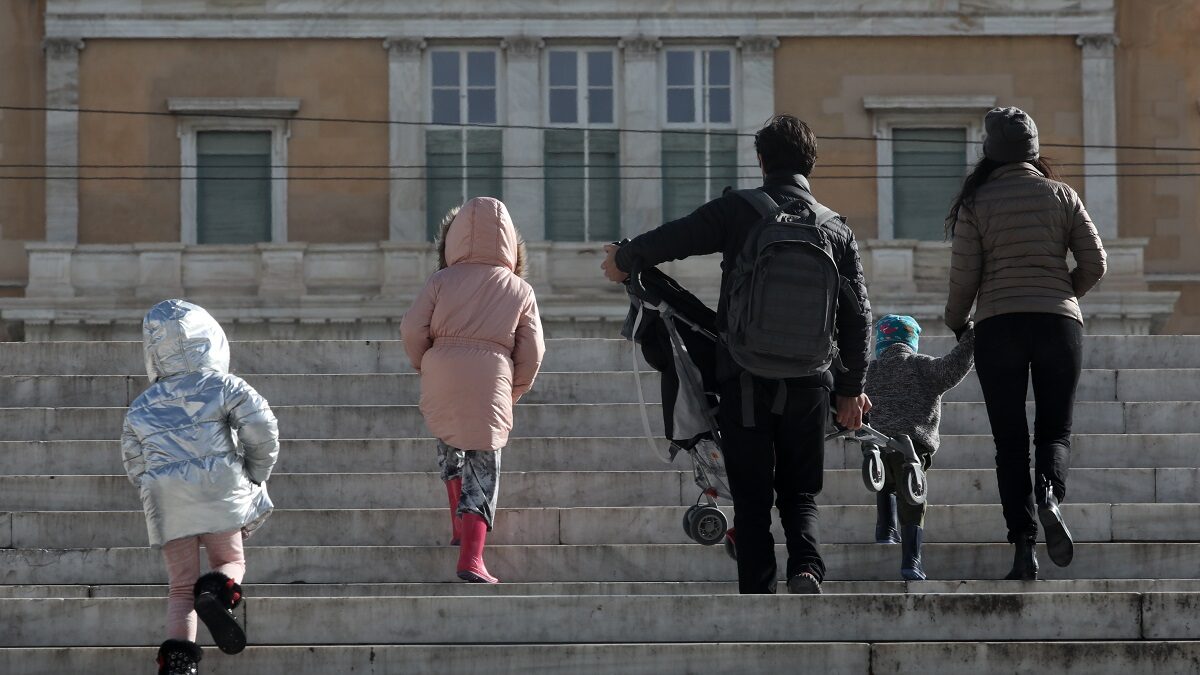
[
  {"x1": 43, "y1": 37, "x2": 83, "y2": 244},
  {"x1": 385, "y1": 38, "x2": 427, "y2": 242},
  {"x1": 502, "y1": 37, "x2": 546, "y2": 240},
  {"x1": 737, "y1": 36, "x2": 778, "y2": 188},
  {"x1": 1078, "y1": 34, "x2": 1120, "y2": 240},
  {"x1": 618, "y1": 36, "x2": 662, "y2": 238}
]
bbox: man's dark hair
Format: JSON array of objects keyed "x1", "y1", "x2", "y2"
[{"x1": 754, "y1": 114, "x2": 818, "y2": 176}]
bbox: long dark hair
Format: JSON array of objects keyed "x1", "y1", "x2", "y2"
[{"x1": 944, "y1": 156, "x2": 1060, "y2": 238}]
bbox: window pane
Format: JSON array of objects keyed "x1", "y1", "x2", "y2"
[
  {"x1": 431, "y1": 89, "x2": 460, "y2": 125},
  {"x1": 467, "y1": 88, "x2": 497, "y2": 124},
  {"x1": 662, "y1": 131, "x2": 708, "y2": 221},
  {"x1": 666, "y1": 88, "x2": 695, "y2": 124},
  {"x1": 707, "y1": 50, "x2": 731, "y2": 85},
  {"x1": 549, "y1": 51, "x2": 577, "y2": 87},
  {"x1": 544, "y1": 129, "x2": 587, "y2": 241},
  {"x1": 549, "y1": 88, "x2": 578, "y2": 124},
  {"x1": 426, "y1": 129, "x2": 465, "y2": 239},
  {"x1": 196, "y1": 131, "x2": 272, "y2": 244},
  {"x1": 587, "y1": 130, "x2": 621, "y2": 242},
  {"x1": 467, "y1": 51, "x2": 496, "y2": 87},
  {"x1": 708, "y1": 87, "x2": 731, "y2": 124},
  {"x1": 465, "y1": 128, "x2": 503, "y2": 205},
  {"x1": 588, "y1": 88, "x2": 614, "y2": 125},
  {"x1": 892, "y1": 128, "x2": 967, "y2": 241},
  {"x1": 587, "y1": 51, "x2": 613, "y2": 87},
  {"x1": 666, "y1": 51, "x2": 694, "y2": 86},
  {"x1": 431, "y1": 51, "x2": 460, "y2": 87}
]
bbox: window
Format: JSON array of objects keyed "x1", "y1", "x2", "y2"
[
  {"x1": 661, "y1": 48, "x2": 736, "y2": 221},
  {"x1": 195, "y1": 132, "x2": 272, "y2": 244},
  {"x1": 544, "y1": 49, "x2": 619, "y2": 242},
  {"x1": 426, "y1": 49, "x2": 502, "y2": 238},
  {"x1": 891, "y1": 128, "x2": 968, "y2": 240}
]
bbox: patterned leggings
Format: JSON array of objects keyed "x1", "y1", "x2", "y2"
[{"x1": 438, "y1": 440, "x2": 501, "y2": 530}]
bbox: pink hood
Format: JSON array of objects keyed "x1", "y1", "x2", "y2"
[{"x1": 444, "y1": 198, "x2": 520, "y2": 272}]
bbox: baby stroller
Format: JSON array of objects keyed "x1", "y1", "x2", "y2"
[{"x1": 621, "y1": 265, "x2": 733, "y2": 551}]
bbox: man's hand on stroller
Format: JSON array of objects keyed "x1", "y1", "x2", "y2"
[
  {"x1": 602, "y1": 243, "x2": 630, "y2": 283},
  {"x1": 836, "y1": 393, "x2": 872, "y2": 430}
]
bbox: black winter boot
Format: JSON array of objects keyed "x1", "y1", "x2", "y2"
[
  {"x1": 875, "y1": 492, "x2": 901, "y2": 544},
  {"x1": 1004, "y1": 536, "x2": 1039, "y2": 580},
  {"x1": 157, "y1": 639, "x2": 201, "y2": 675},
  {"x1": 193, "y1": 571, "x2": 246, "y2": 655},
  {"x1": 1037, "y1": 474, "x2": 1074, "y2": 568},
  {"x1": 900, "y1": 524, "x2": 926, "y2": 581}
]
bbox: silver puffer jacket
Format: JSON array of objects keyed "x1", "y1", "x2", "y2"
[{"x1": 121, "y1": 300, "x2": 279, "y2": 548}]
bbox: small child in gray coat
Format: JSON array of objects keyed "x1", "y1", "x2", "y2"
[{"x1": 864, "y1": 314, "x2": 975, "y2": 580}]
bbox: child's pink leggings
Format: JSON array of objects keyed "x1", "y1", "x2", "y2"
[{"x1": 161, "y1": 530, "x2": 246, "y2": 641}]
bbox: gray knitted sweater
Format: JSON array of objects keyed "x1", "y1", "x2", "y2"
[{"x1": 864, "y1": 330, "x2": 976, "y2": 455}]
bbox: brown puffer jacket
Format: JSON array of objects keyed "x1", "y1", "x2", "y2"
[{"x1": 945, "y1": 162, "x2": 1107, "y2": 329}]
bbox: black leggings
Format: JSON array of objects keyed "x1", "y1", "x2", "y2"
[{"x1": 974, "y1": 313, "x2": 1082, "y2": 543}]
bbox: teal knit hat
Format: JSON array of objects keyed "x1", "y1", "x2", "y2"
[{"x1": 875, "y1": 314, "x2": 921, "y2": 359}]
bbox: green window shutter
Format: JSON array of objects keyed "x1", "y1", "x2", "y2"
[
  {"x1": 662, "y1": 131, "x2": 707, "y2": 222},
  {"x1": 426, "y1": 129, "x2": 465, "y2": 239},
  {"x1": 707, "y1": 131, "x2": 738, "y2": 199},
  {"x1": 544, "y1": 129, "x2": 586, "y2": 241},
  {"x1": 892, "y1": 128, "x2": 966, "y2": 241},
  {"x1": 587, "y1": 130, "x2": 620, "y2": 242},
  {"x1": 465, "y1": 128, "x2": 503, "y2": 203},
  {"x1": 196, "y1": 131, "x2": 272, "y2": 244}
]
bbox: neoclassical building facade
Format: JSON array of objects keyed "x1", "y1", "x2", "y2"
[{"x1": 0, "y1": 0, "x2": 1194, "y2": 339}]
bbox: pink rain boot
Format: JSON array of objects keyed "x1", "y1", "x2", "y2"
[
  {"x1": 456, "y1": 513, "x2": 499, "y2": 583},
  {"x1": 446, "y1": 478, "x2": 463, "y2": 546}
]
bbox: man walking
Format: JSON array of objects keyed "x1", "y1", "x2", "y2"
[{"x1": 602, "y1": 114, "x2": 872, "y2": 594}]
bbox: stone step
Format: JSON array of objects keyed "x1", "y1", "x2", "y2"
[
  {"x1": 1, "y1": 642, "x2": 1197, "y2": 675},
  {"x1": 10, "y1": 578, "x2": 1200, "y2": 599},
  {"x1": 2, "y1": 336, "x2": 1197, "y2": 375},
  {"x1": 3, "y1": 434, "x2": 1196, "y2": 476},
  {"x1": 1, "y1": 543, "x2": 1198, "y2": 584},
  {"x1": 4, "y1": 401, "x2": 1200, "y2": 440},
  {"x1": 0, "y1": 644, "x2": 870, "y2": 675},
  {"x1": 0, "y1": 593, "x2": 1179, "y2": 646},
  {"x1": 2, "y1": 369, "x2": 1198, "y2": 407},
  {"x1": 0, "y1": 468, "x2": 1186, "y2": 511},
  {"x1": 12, "y1": 503, "x2": 1170, "y2": 548}
]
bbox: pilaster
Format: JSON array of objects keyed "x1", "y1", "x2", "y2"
[
  {"x1": 737, "y1": 36, "x2": 779, "y2": 187},
  {"x1": 43, "y1": 37, "x2": 84, "y2": 244},
  {"x1": 1077, "y1": 34, "x2": 1119, "y2": 239},
  {"x1": 384, "y1": 37, "x2": 427, "y2": 242},
  {"x1": 619, "y1": 36, "x2": 662, "y2": 237},
  {"x1": 502, "y1": 36, "x2": 546, "y2": 240}
]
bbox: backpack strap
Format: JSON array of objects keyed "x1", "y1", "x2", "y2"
[{"x1": 733, "y1": 189, "x2": 782, "y2": 218}]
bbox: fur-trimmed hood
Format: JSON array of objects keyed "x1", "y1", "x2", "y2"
[{"x1": 435, "y1": 198, "x2": 528, "y2": 278}]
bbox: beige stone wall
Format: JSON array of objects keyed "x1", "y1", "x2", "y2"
[
  {"x1": 775, "y1": 36, "x2": 1087, "y2": 240},
  {"x1": 77, "y1": 39, "x2": 389, "y2": 244},
  {"x1": 1116, "y1": 0, "x2": 1200, "y2": 333},
  {"x1": 0, "y1": 0, "x2": 46, "y2": 295}
]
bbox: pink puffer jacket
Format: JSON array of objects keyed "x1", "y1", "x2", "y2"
[{"x1": 400, "y1": 198, "x2": 545, "y2": 451}]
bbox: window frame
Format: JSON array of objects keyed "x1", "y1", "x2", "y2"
[
  {"x1": 542, "y1": 47, "x2": 620, "y2": 242},
  {"x1": 174, "y1": 108, "x2": 292, "y2": 245},
  {"x1": 865, "y1": 96, "x2": 995, "y2": 240},
  {"x1": 425, "y1": 47, "x2": 504, "y2": 213}
]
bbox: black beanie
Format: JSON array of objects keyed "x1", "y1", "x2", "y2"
[{"x1": 983, "y1": 107, "x2": 1039, "y2": 163}]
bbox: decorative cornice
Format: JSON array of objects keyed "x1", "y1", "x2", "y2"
[
  {"x1": 166, "y1": 97, "x2": 302, "y2": 116},
  {"x1": 43, "y1": 37, "x2": 84, "y2": 58},
  {"x1": 502, "y1": 36, "x2": 545, "y2": 58},
  {"x1": 1076, "y1": 33, "x2": 1119, "y2": 55},
  {"x1": 382, "y1": 37, "x2": 426, "y2": 55},
  {"x1": 863, "y1": 95, "x2": 998, "y2": 112},
  {"x1": 737, "y1": 35, "x2": 780, "y2": 55},
  {"x1": 619, "y1": 35, "x2": 661, "y2": 58}
]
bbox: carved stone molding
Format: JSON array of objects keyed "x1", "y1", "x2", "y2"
[
  {"x1": 619, "y1": 36, "x2": 661, "y2": 59},
  {"x1": 737, "y1": 35, "x2": 780, "y2": 56},
  {"x1": 382, "y1": 37, "x2": 427, "y2": 56},
  {"x1": 43, "y1": 37, "x2": 84, "y2": 58},
  {"x1": 502, "y1": 36, "x2": 545, "y2": 59},
  {"x1": 1076, "y1": 34, "x2": 1119, "y2": 55}
]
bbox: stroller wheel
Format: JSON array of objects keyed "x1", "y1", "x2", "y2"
[
  {"x1": 899, "y1": 463, "x2": 928, "y2": 506},
  {"x1": 861, "y1": 449, "x2": 886, "y2": 493},
  {"x1": 688, "y1": 506, "x2": 728, "y2": 546},
  {"x1": 682, "y1": 505, "x2": 702, "y2": 540},
  {"x1": 723, "y1": 529, "x2": 738, "y2": 561}
]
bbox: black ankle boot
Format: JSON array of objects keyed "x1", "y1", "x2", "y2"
[
  {"x1": 1037, "y1": 475, "x2": 1074, "y2": 567},
  {"x1": 1004, "y1": 536, "x2": 1039, "y2": 580},
  {"x1": 875, "y1": 492, "x2": 901, "y2": 544},
  {"x1": 900, "y1": 524, "x2": 926, "y2": 581},
  {"x1": 193, "y1": 571, "x2": 247, "y2": 655},
  {"x1": 157, "y1": 639, "x2": 201, "y2": 675}
]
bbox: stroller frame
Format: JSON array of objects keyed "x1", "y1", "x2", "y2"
[{"x1": 825, "y1": 422, "x2": 928, "y2": 506}]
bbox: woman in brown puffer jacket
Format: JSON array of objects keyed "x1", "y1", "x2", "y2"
[{"x1": 944, "y1": 107, "x2": 1107, "y2": 581}]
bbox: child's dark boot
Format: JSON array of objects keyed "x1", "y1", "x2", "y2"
[
  {"x1": 875, "y1": 492, "x2": 901, "y2": 544},
  {"x1": 156, "y1": 639, "x2": 201, "y2": 675},
  {"x1": 900, "y1": 524, "x2": 926, "y2": 580},
  {"x1": 193, "y1": 571, "x2": 247, "y2": 654}
]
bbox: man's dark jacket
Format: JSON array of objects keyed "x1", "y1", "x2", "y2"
[{"x1": 615, "y1": 172, "x2": 872, "y2": 397}]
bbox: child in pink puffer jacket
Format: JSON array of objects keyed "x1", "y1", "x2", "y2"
[{"x1": 400, "y1": 197, "x2": 545, "y2": 583}]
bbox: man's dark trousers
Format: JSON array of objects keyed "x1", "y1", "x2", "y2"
[{"x1": 718, "y1": 378, "x2": 828, "y2": 594}]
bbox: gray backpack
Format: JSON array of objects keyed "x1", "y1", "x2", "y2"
[{"x1": 723, "y1": 189, "x2": 844, "y2": 379}]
